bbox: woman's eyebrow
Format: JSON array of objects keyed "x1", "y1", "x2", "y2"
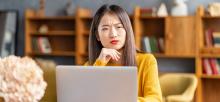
[
  {"x1": 114, "y1": 23, "x2": 122, "y2": 26},
  {"x1": 101, "y1": 23, "x2": 122, "y2": 27},
  {"x1": 101, "y1": 24, "x2": 110, "y2": 27}
]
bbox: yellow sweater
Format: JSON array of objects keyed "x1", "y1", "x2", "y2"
[{"x1": 85, "y1": 53, "x2": 162, "y2": 102}]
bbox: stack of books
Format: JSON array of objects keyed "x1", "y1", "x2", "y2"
[
  {"x1": 205, "y1": 29, "x2": 220, "y2": 47},
  {"x1": 142, "y1": 36, "x2": 164, "y2": 53},
  {"x1": 203, "y1": 58, "x2": 220, "y2": 75}
]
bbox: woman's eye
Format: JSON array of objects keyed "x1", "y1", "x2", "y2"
[
  {"x1": 117, "y1": 26, "x2": 123, "y2": 29},
  {"x1": 102, "y1": 28, "x2": 108, "y2": 31}
]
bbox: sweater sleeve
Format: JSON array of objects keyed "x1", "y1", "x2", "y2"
[
  {"x1": 84, "y1": 59, "x2": 107, "y2": 66},
  {"x1": 138, "y1": 54, "x2": 162, "y2": 102}
]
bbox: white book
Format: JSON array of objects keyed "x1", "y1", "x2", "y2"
[{"x1": 144, "y1": 37, "x2": 151, "y2": 53}]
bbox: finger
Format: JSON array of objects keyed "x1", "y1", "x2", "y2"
[
  {"x1": 113, "y1": 51, "x2": 120, "y2": 60},
  {"x1": 114, "y1": 53, "x2": 120, "y2": 61},
  {"x1": 113, "y1": 53, "x2": 119, "y2": 60},
  {"x1": 115, "y1": 50, "x2": 121, "y2": 55},
  {"x1": 113, "y1": 53, "x2": 119, "y2": 61},
  {"x1": 109, "y1": 54, "x2": 115, "y2": 60},
  {"x1": 116, "y1": 55, "x2": 120, "y2": 59},
  {"x1": 112, "y1": 54, "x2": 118, "y2": 61}
]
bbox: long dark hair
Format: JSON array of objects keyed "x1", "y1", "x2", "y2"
[{"x1": 88, "y1": 4, "x2": 136, "y2": 66}]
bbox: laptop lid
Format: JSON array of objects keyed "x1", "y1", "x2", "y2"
[{"x1": 56, "y1": 66, "x2": 137, "y2": 102}]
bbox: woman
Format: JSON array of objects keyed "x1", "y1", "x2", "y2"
[{"x1": 85, "y1": 4, "x2": 162, "y2": 102}]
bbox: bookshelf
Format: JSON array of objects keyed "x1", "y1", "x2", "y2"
[
  {"x1": 134, "y1": 6, "x2": 198, "y2": 101},
  {"x1": 196, "y1": 6, "x2": 220, "y2": 102},
  {"x1": 25, "y1": 7, "x2": 198, "y2": 64},
  {"x1": 25, "y1": 8, "x2": 92, "y2": 65},
  {"x1": 134, "y1": 6, "x2": 197, "y2": 58}
]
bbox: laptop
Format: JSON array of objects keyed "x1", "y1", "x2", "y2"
[{"x1": 56, "y1": 66, "x2": 137, "y2": 102}]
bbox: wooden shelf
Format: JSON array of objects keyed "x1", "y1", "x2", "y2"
[
  {"x1": 200, "y1": 54, "x2": 220, "y2": 58},
  {"x1": 202, "y1": 16, "x2": 220, "y2": 19},
  {"x1": 201, "y1": 47, "x2": 220, "y2": 54},
  {"x1": 30, "y1": 51, "x2": 76, "y2": 57},
  {"x1": 140, "y1": 16, "x2": 165, "y2": 19},
  {"x1": 153, "y1": 53, "x2": 196, "y2": 58},
  {"x1": 31, "y1": 31, "x2": 75, "y2": 36},
  {"x1": 201, "y1": 75, "x2": 220, "y2": 79},
  {"x1": 27, "y1": 16, "x2": 75, "y2": 20},
  {"x1": 81, "y1": 53, "x2": 88, "y2": 57},
  {"x1": 83, "y1": 30, "x2": 90, "y2": 35},
  {"x1": 81, "y1": 15, "x2": 92, "y2": 19}
]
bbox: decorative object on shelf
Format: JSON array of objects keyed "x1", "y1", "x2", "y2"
[
  {"x1": 208, "y1": 2, "x2": 220, "y2": 16},
  {"x1": 38, "y1": 24, "x2": 49, "y2": 34},
  {"x1": 0, "y1": 55, "x2": 47, "y2": 102},
  {"x1": 152, "y1": 7, "x2": 157, "y2": 16},
  {"x1": 140, "y1": 7, "x2": 157, "y2": 16},
  {"x1": 65, "y1": 0, "x2": 75, "y2": 16},
  {"x1": 140, "y1": 8, "x2": 153, "y2": 16},
  {"x1": 157, "y1": 3, "x2": 168, "y2": 17},
  {"x1": 39, "y1": 37, "x2": 51, "y2": 54},
  {"x1": 37, "y1": 0, "x2": 45, "y2": 16},
  {"x1": 171, "y1": 0, "x2": 188, "y2": 16},
  {"x1": 32, "y1": 37, "x2": 52, "y2": 54}
]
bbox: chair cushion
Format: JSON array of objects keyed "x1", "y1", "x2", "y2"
[{"x1": 36, "y1": 59, "x2": 57, "y2": 102}]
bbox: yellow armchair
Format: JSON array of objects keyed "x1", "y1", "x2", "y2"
[
  {"x1": 159, "y1": 73, "x2": 197, "y2": 102},
  {"x1": 36, "y1": 59, "x2": 57, "y2": 102}
]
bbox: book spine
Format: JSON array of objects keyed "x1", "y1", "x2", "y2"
[
  {"x1": 209, "y1": 58, "x2": 218, "y2": 75},
  {"x1": 203, "y1": 58, "x2": 212, "y2": 75}
]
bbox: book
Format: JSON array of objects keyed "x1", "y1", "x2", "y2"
[
  {"x1": 204, "y1": 29, "x2": 214, "y2": 47},
  {"x1": 157, "y1": 37, "x2": 164, "y2": 53},
  {"x1": 215, "y1": 59, "x2": 220, "y2": 74},
  {"x1": 216, "y1": 59, "x2": 220, "y2": 74},
  {"x1": 209, "y1": 58, "x2": 219, "y2": 74},
  {"x1": 213, "y1": 32, "x2": 220, "y2": 47},
  {"x1": 202, "y1": 58, "x2": 212, "y2": 75},
  {"x1": 32, "y1": 38, "x2": 40, "y2": 52},
  {"x1": 149, "y1": 37, "x2": 159, "y2": 53},
  {"x1": 142, "y1": 37, "x2": 151, "y2": 53}
]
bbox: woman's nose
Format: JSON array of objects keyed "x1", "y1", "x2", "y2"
[{"x1": 109, "y1": 27, "x2": 117, "y2": 38}]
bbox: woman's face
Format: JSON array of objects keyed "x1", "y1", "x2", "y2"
[{"x1": 97, "y1": 12, "x2": 126, "y2": 50}]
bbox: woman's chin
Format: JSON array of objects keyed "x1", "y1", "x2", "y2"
[{"x1": 109, "y1": 46, "x2": 123, "y2": 50}]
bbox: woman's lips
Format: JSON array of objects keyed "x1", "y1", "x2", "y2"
[{"x1": 110, "y1": 40, "x2": 119, "y2": 45}]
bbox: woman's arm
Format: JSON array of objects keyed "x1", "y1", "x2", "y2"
[
  {"x1": 138, "y1": 54, "x2": 162, "y2": 102},
  {"x1": 84, "y1": 48, "x2": 120, "y2": 66},
  {"x1": 84, "y1": 59, "x2": 107, "y2": 66}
]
